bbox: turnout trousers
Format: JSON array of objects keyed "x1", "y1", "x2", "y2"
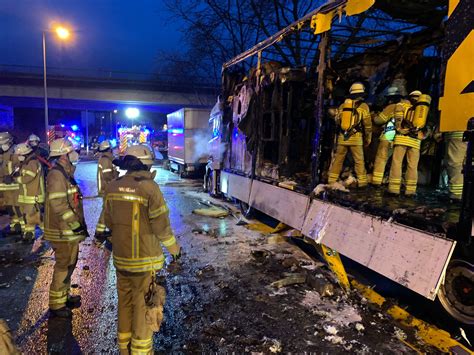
[
  {"x1": 5, "y1": 190, "x2": 24, "y2": 232},
  {"x1": 446, "y1": 137, "x2": 467, "y2": 200},
  {"x1": 49, "y1": 242, "x2": 79, "y2": 310},
  {"x1": 328, "y1": 144, "x2": 368, "y2": 187},
  {"x1": 95, "y1": 197, "x2": 107, "y2": 234},
  {"x1": 372, "y1": 140, "x2": 393, "y2": 185},
  {"x1": 20, "y1": 203, "x2": 42, "y2": 240},
  {"x1": 117, "y1": 270, "x2": 154, "y2": 355},
  {"x1": 388, "y1": 145, "x2": 420, "y2": 195}
]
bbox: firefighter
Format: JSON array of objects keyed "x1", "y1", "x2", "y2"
[
  {"x1": 388, "y1": 90, "x2": 430, "y2": 196},
  {"x1": 95, "y1": 140, "x2": 119, "y2": 240},
  {"x1": 445, "y1": 131, "x2": 467, "y2": 200},
  {"x1": 0, "y1": 132, "x2": 24, "y2": 235},
  {"x1": 14, "y1": 143, "x2": 45, "y2": 243},
  {"x1": 372, "y1": 86, "x2": 410, "y2": 186},
  {"x1": 328, "y1": 82, "x2": 372, "y2": 187},
  {"x1": 28, "y1": 133, "x2": 52, "y2": 175},
  {"x1": 101, "y1": 144, "x2": 180, "y2": 354},
  {"x1": 44, "y1": 138, "x2": 87, "y2": 318}
]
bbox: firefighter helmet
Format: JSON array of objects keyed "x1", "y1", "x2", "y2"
[
  {"x1": 28, "y1": 134, "x2": 41, "y2": 146},
  {"x1": 349, "y1": 82, "x2": 365, "y2": 95},
  {"x1": 98, "y1": 140, "x2": 112, "y2": 152},
  {"x1": 14, "y1": 143, "x2": 33, "y2": 156},
  {"x1": 386, "y1": 86, "x2": 401, "y2": 97},
  {"x1": 0, "y1": 132, "x2": 12, "y2": 145},
  {"x1": 125, "y1": 144, "x2": 155, "y2": 165},
  {"x1": 409, "y1": 90, "x2": 422, "y2": 98},
  {"x1": 49, "y1": 138, "x2": 75, "y2": 157}
]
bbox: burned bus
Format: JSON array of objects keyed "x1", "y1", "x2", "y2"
[{"x1": 205, "y1": 0, "x2": 474, "y2": 323}]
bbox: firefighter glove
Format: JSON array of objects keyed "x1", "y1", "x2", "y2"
[
  {"x1": 72, "y1": 224, "x2": 87, "y2": 235},
  {"x1": 3, "y1": 175, "x2": 13, "y2": 184}
]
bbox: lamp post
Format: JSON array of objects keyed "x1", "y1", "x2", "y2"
[{"x1": 43, "y1": 25, "x2": 71, "y2": 143}]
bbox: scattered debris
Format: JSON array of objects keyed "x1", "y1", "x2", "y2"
[
  {"x1": 24, "y1": 276, "x2": 32, "y2": 282},
  {"x1": 281, "y1": 257, "x2": 299, "y2": 268},
  {"x1": 313, "y1": 182, "x2": 350, "y2": 197},
  {"x1": 325, "y1": 335, "x2": 344, "y2": 344},
  {"x1": 263, "y1": 337, "x2": 282, "y2": 353},
  {"x1": 269, "y1": 288, "x2": 288, "y2": 297},
  {"x1": 267, "y1": 234, "x2": 287, "y2": 244},
  {"x1": 459, "y1": 327, "x2": 472, "y2": 347},
  {"x1": 394, "y1": 328, "x2": 407, "y2": 340},
  {"x1": 323, "y1": 325, "x2": 338, "y2": 335},
  {"x1": 392, "y1": 209, "x2": 408, "y2": 215},
  {"x1": 270, "y1": 274, "x2": 306, "y2": 288},
  {"x1": 192, "y1": 207, "x2": 229, "y2": 218},
  {"x1": 306, "y1": 274, "x2": 335, "y2": 297},
  {"x1": 355, "y1": 323, "x2": 365, "y2": 332}
]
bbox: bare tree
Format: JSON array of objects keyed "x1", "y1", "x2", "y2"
[{"x1": 159, "y1": 0, "x2": 325, "y2": 84}]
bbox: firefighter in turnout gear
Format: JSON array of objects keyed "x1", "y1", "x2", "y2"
[
  {"x1": 95, "y1": 140, "x2": 119, "y2": 240},
  {"x1": 328, "y1": 82, "x2": 372, "y2": 187},
  {"x1": 101, "y1": 144, "x2": 180, "y2": 354},
  {"x1": 44, "y1": 138, "x2": 87, "y2": 318},
  {"x1": 14, "y1": 143, "x2": 45, "y2": 243},
  {"x1": 0, "y1": 132, "x2": 24, "y2": 234},
  {"x1": 445, "y1": 131, "x2": 467, "y2": 200},
  {"x1": 372, "y1": 86, "x2": 410, "y2": 186},
  {"x1": 388, "y1": 90, "x2": 430, "y2": 195}
]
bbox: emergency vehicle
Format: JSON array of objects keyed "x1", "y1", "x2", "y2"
[
  {"x1": 47, "y1": 124, "x2": 83, "y2": 149},
  {"x1": 117, "y1": 125, "x2": 151, "y2": 155},
  {"x1": 206, "y1": 0, "x2": 474, "y2": 325}
]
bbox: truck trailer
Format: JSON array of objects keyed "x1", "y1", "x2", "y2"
[
  {"x1": 167, "y1": 108, "x2": 211, "y2": 177},
  {"x1": 205, "y1": 0, "x2": 474, "y2": 326}
]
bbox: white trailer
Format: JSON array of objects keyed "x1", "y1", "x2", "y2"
[{"x1": 167, "y1": 108, "x2": 211, "y2": 176}]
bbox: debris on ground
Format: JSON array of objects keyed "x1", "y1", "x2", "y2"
[
  {"x1": 394, "y1": 328, "x2": 407, "y2": 340},
  {"x1": 325, "y1": 335, "x2": 344, "y2": 344},
  {"x1": 313, "y1": 182, "x2": 349, "y2": 196},
  {"x1": 270, "y1": 274, "x2": 306, "y2": 288},
  {"x1": 263, "y1": 337, "x2": 282, "y2": 353},
  {"x1": 355, "y1": 323, "x2": 365, "y2": 332},
  {"x1": 267, "y1": 234, "x2": 287, "y2": 244},
  {"x1": 324, "y1": 325, "x2": 338, "y2": 335},
  {"x1": 192, "y1": 207, "x2": 229, "y2": 218}
]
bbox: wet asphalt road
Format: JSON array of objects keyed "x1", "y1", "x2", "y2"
[{"x1": 0, "y1": 162, "x2": 427, "y2": 353}]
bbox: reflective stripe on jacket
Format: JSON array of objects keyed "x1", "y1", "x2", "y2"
[
  {"x1": 16, "y1": 156, "x2": 45, "y2": 204},
  {"x1": 393, "y1": 102, "x2": 421, "y2": 149},
  {"x1": 102, "y1": 170, "x2": 179, "y2": 273},
  {"x1": 0, "y1": 149, "x2": 20, "y2": 192},
  {"x1": 44, "y1": 160, "x2": 86, "y2": 243}
]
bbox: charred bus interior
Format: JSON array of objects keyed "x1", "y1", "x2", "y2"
[
  {"x1": 216, "y1": 1, "x2": 466, "y2": 235},
  {"x1": 206, "y1": 0, "x2": 474, "y2": 323}
]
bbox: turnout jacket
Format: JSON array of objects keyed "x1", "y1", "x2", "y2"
[
  {"x1": 102, "y1": 170, "x2": 180, "y2": 273},
  {"x1": 44, "y1": 159, "x2": 86, "y2": 243},
  {"x1": 0, "y1": 148, "x2": 20, "y2": 195},
  {"x1": 16, "y1": 155, "x2": 45, "y2": 204},
  {"x1": 393, "y1": 101, "x2": 421, "y2": 149},
  {"x1": 97, "y1": 151, "x2": 118, "y2": 196}
]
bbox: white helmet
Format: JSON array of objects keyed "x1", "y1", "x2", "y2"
[
  {"x1": 0, "y1": 132, "x2": 12, "y2": 146},
  {"x1": 14, "y1": 143, "x2": 33, "y2": 156},
  {"x1": 28, "y1": 134, "x2": 41, "y2": 147},
  {"x1": 409, "y1": 90, "x2": 422, "y2": 98},
  {"x1": 386, "y1": 86, "x2": 401, "y2": 97},
  {"x1": 99, "y1": 140, "x2": 112, "y2": 152},
  {"x1": 349, "y1": 82, "x2": 365, "y2": 95},
  {"x1": 125, "y1": 144, "x2": 155, "y2": 166},
  {"x1": 49, "y1": 138, "x2": 75, "y2": 157}
]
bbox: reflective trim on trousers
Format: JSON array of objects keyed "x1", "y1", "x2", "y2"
[
  {"x1": 131, "y1": 338, "x2": 153, "y2": 354},
  {"x1": 118, "y1": 332, "x2": 132, "y2": 350}
]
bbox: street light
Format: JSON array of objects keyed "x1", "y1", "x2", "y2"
[
  {"x1": 125, "y1": 107, "x2": 140, "y2": 126},
  {"x1": 43, "y1": 24, "x2": 72, "y2": 142}
]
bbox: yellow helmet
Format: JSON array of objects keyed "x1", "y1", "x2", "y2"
[
  {"x1": 49, "y1": 138, "x2": 74, "y2": 157},
  {"x1": 125, "y1": 144, "x2": 155, "y2": 165},
  {"x1": 14, "y1": 143, "x2": 33, "y2": 156},
  {"x1": 99, "y1": 140, "x2": 112, "y2": 152},
  {"x1": 349, "y1": 82, "x2": 365, "y2": 95}
]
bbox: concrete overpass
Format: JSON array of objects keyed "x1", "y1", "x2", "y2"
[{"x1": 0, "y1": 68, "x2": 217, "y2": 113}]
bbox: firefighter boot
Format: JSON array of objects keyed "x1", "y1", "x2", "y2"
[{"x1": 49, "y1": 307, "x2": 72, "y2": 318}]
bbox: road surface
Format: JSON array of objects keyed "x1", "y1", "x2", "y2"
[{"x1": 0, "y1": 162, "x2": 425, "y2": 353}]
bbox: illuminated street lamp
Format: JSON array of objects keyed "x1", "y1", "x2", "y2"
[
  {"x1": 43, "y1": 24, "x2": 72, "y2": 142},
  {"x1": 125, "y1": 107, "x2": 140, "y2": 126}
]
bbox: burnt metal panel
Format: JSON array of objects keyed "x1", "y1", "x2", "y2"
[{"x1": 302, "y1": 199, "x2": 456, "y2": 300}]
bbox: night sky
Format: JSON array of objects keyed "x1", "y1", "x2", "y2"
[{"x1": 0, "y1": 0, "x2": 183, "y2": 75}]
